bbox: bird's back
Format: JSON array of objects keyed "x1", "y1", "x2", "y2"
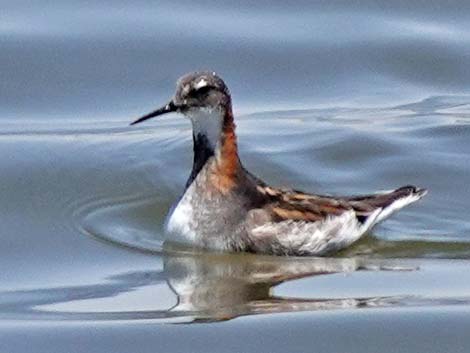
[{"x1": 244, "y1": 183, "x2": 427, "y2": 255}]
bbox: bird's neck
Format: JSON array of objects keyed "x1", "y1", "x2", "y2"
[{"x1": 186, "y1": 107, "x2": 240, "y2": 191}]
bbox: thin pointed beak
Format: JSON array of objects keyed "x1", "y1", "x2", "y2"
[{"x1": 130, "y1": 100, "x2": 178, "y2": 126}]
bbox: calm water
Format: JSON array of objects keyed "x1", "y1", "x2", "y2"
[{"x1": 2, "y1": 1, "x2": 470, "y2": 352}]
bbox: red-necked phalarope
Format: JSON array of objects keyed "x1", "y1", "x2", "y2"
[{"x1": 130, "y1": 71, "x2": 427, "y2": 256}]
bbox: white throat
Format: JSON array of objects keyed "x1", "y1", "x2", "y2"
[{"x1": 187, "y1": 108, "x2": 223, "y2": 149}]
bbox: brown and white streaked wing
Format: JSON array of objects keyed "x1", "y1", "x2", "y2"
[{"x1": 245, "y1": 200, "x2": 381, "y2": 256}]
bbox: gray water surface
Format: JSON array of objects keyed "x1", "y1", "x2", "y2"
[{"x1": 2, "y1": 1, "x2": 470, "y2": 352}]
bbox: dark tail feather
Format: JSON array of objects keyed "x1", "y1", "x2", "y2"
[{"x1": 348, "y1": 185, "x2": 427, "y2": 225}]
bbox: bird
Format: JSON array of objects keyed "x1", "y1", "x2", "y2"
[{"x1": 130, "y1": 71, "x2": 427, "y2": 256}]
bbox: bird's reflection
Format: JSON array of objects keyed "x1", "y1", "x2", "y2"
[
  {"x1": 0, "y1": 251, "x2": 425, "y2": 323},
  {"x1": 163, "y1": 251, "x2": 412, "y2": 322}
]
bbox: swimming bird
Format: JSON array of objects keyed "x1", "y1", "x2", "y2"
[{"x1": 130, "y1": 71, "x2": 427, "y2": 256}]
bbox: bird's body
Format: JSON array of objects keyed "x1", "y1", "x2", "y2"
[{"x1": 132, "y1": 71, "x2": 426, "y2": 256}]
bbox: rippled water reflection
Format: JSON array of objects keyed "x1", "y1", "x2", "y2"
[{"x1": 3, "y1": 253, "x2": 470, "y2": 325}]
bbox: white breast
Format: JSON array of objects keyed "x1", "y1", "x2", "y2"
[{"x1": 165, "y1": 184, "x2": 197, "y2": 244}]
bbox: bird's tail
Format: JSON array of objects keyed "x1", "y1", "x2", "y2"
[{"x1": 348, "y1": 185, "x2": 427, "y2": 226}]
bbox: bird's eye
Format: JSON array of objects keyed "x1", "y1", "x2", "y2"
[{"x1": 192, "y1": 85, "x2": 212, "y2": 97}]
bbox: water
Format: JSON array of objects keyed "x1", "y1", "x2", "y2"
[{"x1": 2, "y1": 1, "x2": 470, "y2": 352}]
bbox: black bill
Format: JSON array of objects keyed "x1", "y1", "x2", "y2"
[{"x1": 130, "y1": 100, "x2": 178, "y2": 126}]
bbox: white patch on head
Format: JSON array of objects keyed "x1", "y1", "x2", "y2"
[
  {"x1": 186, "y1": 108, "x2": 223, "y2": 149},
  {"x1": 194, "y1": 78, "x2": 208, "y2": 90}
]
